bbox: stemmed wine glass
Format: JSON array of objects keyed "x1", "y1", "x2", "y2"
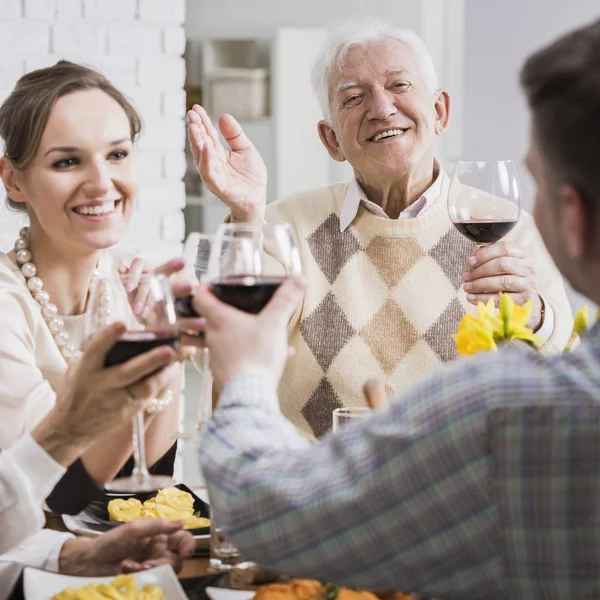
[
  {"x1": 203, "y1": 222, "x2": 302, "y2": 572},
  {"x1": 170, "y1": 233, "x2": 215, "y2": 441},
  {"x1": 448, "y1": 160, "x2": 521, "y2": 246},
  {"x1": 86, "y1": 272, "x2": 179, "y2": 492},
  {"x1": 207, "y1": 222, "x2": 303, "y2": 312}
]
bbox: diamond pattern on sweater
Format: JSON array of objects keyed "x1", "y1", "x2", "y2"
[
  {"x1": 365, "y1": 236, "x2": 425, "y2": 288},
  {"x1": 301, "y1": 292, "x2": 356, "y2": 372},
  {"x1": 302, "y1": 378, "x2": 343, "y2": 438},
  {"x1": 392, "y1": 256, "x2": 458, "y2": 333},
  {"x1": 428, "y1": 227, "x2": 477, "y2": 289},
  {"x1": 360, "y1": 299, "x2": 420, "y2": 375},
  {"x1": 424, "y1": 297, "x2": 466, "y2": 362},
  {"x1": 307, "y1": 213, "x2": 361, "y2": 284}
]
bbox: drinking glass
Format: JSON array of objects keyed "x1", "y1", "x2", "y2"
[
  {"x1": 86, "y1": 272, "x2": 179, "y2": 492},
  {"x1": 171, "y1": 233, "x2": 215, "y2": 441},
  {"x1": 204, "y1": 222, "x2": 301, "y2": 570},
  {"x1": 332, "y1": 407, "x2": 369, "y2": 431},
  {"x1": 209, "y1": 505, "x2": 255, "y2": 571},
  {"x1": 448, "y1": 160, "x2": 521, "y2": 247},
  {"x1": 207, "y1": 222, "x2": 303, "y2": 312}
]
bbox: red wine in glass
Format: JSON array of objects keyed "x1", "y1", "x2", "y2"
[
  {"x1": 104, "y1": 331, "x2": 180, "y2": 367},
  {"x1": 453, "y1": 219, "x2": 517, "y2": 245},
  {"x1": 210, "y1": 275, "x2": 286, "y2": 314}
]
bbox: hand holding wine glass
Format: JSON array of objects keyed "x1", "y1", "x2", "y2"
[
  {"x1": 449, "y1": 160, "x2": 543, "y2": 329},
  {"x1": 86, "y1": 272, "x2": 180, "y2": 492}
]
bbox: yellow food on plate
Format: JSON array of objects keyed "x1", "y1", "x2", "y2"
[
  {"x1": 51, "y1": 573, "x2": 164, "y2": 599},
  {"x1": 107, "y1": 487, "x2": 210, "y2": 530}
]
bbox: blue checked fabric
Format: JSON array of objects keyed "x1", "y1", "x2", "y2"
[{"x1": 199, "y1": 324, "x2": 600, "y2": 600}]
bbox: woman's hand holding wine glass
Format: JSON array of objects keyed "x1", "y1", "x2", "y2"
[{"x1": 86, "y1": 270, "x2": 181, "y2": 492}]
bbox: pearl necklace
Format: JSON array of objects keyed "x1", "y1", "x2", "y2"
[
  {"x1": 15, "y1": 227, "x2": 172, "y2": 413},
  {"x1": 14, "y1": 227, "x2": 99, "y2": 361}
]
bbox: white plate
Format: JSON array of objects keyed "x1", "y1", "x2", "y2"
[
  {"x1": 206, "y1": 587, "x2": 255, "y2": 600},
  {"x1": 23, "y1": 564, "x2": 186, "y2": 599}
]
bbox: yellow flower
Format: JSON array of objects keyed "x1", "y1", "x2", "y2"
[
  {"x1": 453, "y1": 312, "x2": 498, "y2": 356},
  {"x1": 497, "y1": 293, "x2": 544, "y2": 347},
  {"x1": 574, "y1": 306, "x2": 589, "y2": 335},
  {"x1": 565, "y1": 306, "x2": 589, "y2": 351},
  {"x1": 452, "y1": 294, "x2": 543, "y2": 356}
]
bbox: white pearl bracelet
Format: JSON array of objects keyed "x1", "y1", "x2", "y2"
[{"x1": 146, "y1": 389, "x2": 173, "y2": 414}]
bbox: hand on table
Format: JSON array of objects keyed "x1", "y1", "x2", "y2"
[
  {"x1": 462, "y1": 241, "x2": 543, "y2": 330},
  {"x1": 58, "y1": 519, "x2": 196, "y2": 576},
  {"x1": 187, "y1": 104, "x2": 267, "y2": 224}
]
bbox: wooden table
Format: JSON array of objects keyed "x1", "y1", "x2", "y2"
[{"x1": 44, "y1": 511, "x2": 211, "y2": 580}]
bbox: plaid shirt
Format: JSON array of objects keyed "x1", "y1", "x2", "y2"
[{"x1": 200, "y1": 324, "x2": 600, "y2": 600}]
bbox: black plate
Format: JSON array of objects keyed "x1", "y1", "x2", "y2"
[{"x1": 82, "y1": 483, "x2": 210, "y2": 536}]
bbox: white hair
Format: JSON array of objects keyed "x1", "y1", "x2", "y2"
[{"x1": 311, "y1": 18, "x2": 439, "y2": 123}]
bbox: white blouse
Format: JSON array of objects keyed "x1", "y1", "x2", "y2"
[{"x1": 0, "y1": 250, "x2": 134, "y2": 449}]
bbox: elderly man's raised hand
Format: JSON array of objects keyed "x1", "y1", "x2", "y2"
[
  {"x1": 462, "y1": 241, "x2": 543, "y2": 330},
  {"x1": 187, "y1": 105, "x2": 267, "y2": 224}
]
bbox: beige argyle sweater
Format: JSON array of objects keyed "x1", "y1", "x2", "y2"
[{"x1": 266, "y1": 180, "x2": 573, "y2": 438}]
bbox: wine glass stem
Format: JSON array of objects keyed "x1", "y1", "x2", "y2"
[
  {"x1": 131, "y1": 410, "x2": 150, "y2": 480},
  {"x1": 195, "y1": 348, "x2": 213, "y2": 430}
]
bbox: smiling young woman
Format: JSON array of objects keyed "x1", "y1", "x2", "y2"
[{"x1": 0, "y1": 61, "x2": 183, "y2": 514}]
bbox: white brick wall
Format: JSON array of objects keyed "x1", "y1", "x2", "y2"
[{"x1": 0, "y1": 0, "x2": 187, "y2": 264}]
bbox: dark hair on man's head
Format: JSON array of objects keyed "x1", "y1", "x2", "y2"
[{"x1": 521, "y1": 19, "x2": 600, "y2": 210}]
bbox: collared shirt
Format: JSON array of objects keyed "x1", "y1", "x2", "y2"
[
  {"x1": 338, "y1": 168, "x2": 444, "y2": 233},
  {"x1": 200, "y1": 325, "x2": 600, "y2": 599},
  {"x1": 337, "y1": 166, "x2": 554, "y2": 342}
]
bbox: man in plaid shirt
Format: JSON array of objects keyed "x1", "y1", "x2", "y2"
[{"x1": 192, "y1": 18, "x2": 600, "y2": 600}]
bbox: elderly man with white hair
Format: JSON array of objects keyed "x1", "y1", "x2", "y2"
[{"x1": 188, "y1": 19, "x2": 572, "y2": 438}]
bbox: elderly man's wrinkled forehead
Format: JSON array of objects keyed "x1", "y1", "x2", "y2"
[{"x1": 329, "y1": 38, "x2": 424, "y2": 95}]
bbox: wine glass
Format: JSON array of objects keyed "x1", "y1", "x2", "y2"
[
  {"x1": 207, "y1": 222, "x2": 303, "y2": 312},
  {"x1": 170, "y1": 233, "x2": 215, "y2": 441},
  {"x1": 86, "y1": 272, "x2": 179, "y2": 492},
  {"x1": 448, "y1": 160, "x2": 521, "y2": 247}
]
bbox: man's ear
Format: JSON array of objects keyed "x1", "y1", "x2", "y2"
[
  {"x1": 433, "y1": 89, "x2": 451, "y2": 135},
  {"x1": 0, "y1": 157, "x2": 27, "y2": 206},
  {"x1": 317, "y1": 120, "x2": 346, "y2": 162},
  {"x1": 558, "y1": 183, "x2": 590, "y2": 260}
]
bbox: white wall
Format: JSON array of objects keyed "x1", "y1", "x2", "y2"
[
  {"x1": 0, "y1": 0, "x2": 187, "y2": 264},
  {"x1": 185, "y1": 0, "x2": 423, "y2": 38},
  {"x1": 464, "y1": 0, "x2": 600, "y2": 311}
]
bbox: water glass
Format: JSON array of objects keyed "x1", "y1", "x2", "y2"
[
  {"x1": 332, "y1": 407, "x2": 369, "y2": 431},
  {"x1": 209, "y1": 505, "x2": 255, "y2": 571}
]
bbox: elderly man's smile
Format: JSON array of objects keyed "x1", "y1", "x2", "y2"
[{"x1": 367, "y1": 128, "x2": 409, "y2": 142}]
